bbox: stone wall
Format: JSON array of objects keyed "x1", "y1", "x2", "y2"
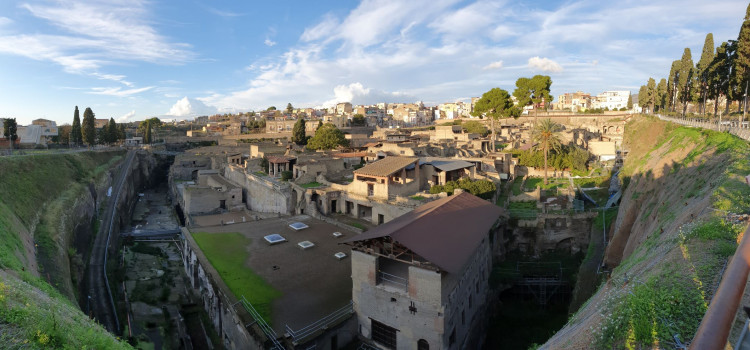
[
  {"x1": 182, "y1": 228, "x2": 266, "y2": 350},
  {"x1": 508, "y1": 212, "x2": 597, "y2": 255},
  {"x1": 224, "y1": 165, "x2": 294, "y2": 214}
]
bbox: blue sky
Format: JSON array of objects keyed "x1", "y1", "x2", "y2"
[{"x1": 0, "y1": 0, "x2": 747, "y2": 125}]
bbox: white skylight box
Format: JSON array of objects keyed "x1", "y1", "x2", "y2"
[
  {"x1": 334, "y1": 252, "x2": 347, "y2": 260},
  {"x1": 264, "y1": 234, "x2": 287, "y2": 245},
  {"x1": 289, "y1": 222, "x2": 309, "y2": 231},
  {"x1": 332, "y1": 232, "x2": 343, "y2": 238},
  {"x1": 297, "y1": 241, "x2": 315, "y2": 250}
]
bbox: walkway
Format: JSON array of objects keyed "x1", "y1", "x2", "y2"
[
  {"x1": 85, "y1": 150, "x2": 135, "y2": 333},
  {"x1": 657, "y1": 114, "x2": 750, "y2": 141}
]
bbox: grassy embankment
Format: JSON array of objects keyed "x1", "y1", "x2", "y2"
[
  {"x1": 551, "y1": 115, "x2": 750, "y2": 349},
  {"x1": 191, "y1": 232, "x2": 281, "y2": 322},
  {"x1": 0, "y1": 151, "x2": 131, "y2": 349}
]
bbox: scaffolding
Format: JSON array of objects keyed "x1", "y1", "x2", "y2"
[{"x1": 505, "y1": 262, "x2": 569, "y2": 306}]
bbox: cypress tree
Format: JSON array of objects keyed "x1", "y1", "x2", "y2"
[
  {"x1": 668, "y1": 60, "x2": 681, "y2": 112},
  {"x1": 734, "y1": 4, "x2": 750, "y2": 98},
  {"x1": 107, "y1": 118, "x2": 117, "y2": 144},
  {"x1": 697, "y1": 33, "x2": 715, "y2": 114},
  {"x1": 292, "y1": 117, "x2": 307, "y2": 145},
  {"x1": 657, "y1": 78, "x2": 667, "y2": 112},
  {"x1": 677, "y1": 48, "x2": 694, "y2": 116},
  {"x1": 71, "y1": 106, "x2": 81, "y2": 146},
  {"x1": 144, "y1": 120, "x2": 152, "y2": 144},
  {"x1": 638, "y1": 85, "x2": 646, "y2": 111},
  {"x1": 646, "y1": 78, "x2": 657, "y2": 113},
  {"x1": 82, "y1": 107, "x2": 96, "y2": 147}
]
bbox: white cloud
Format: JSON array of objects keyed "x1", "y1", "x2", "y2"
[
  {"x1": 206, "y1": 7, "x2": 245, "y2": 17},
  {"x1": 117, "y1": 110, "x2": 136, "y2": 122},
  {"x1": 320, "y1": 82, "x2": 412, "y2": 107},
  {"x1": 88, "y1": 86, "x2": 154, "y2": 96},
  {"x1": 167, "y1": 97, "x2": 218, "y2": 117},
  {"x1": 528, "y1": 56, "x2": 563, "y2": 73},
  {"x1": 264, "y1": 38, "x2": 276, "y2": 47},
  {"x1": 483, "y1": 60, "x2": 503, "y2": 70}
]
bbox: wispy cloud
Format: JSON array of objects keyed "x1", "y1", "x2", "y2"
[
  {"x1": 205, "y1": 7, "x2": 245, "y2": 17},
  {"x1": 264, "y1": 38, "x2": 276, "y2": 47},
  {"x1": 0, "y1": 1, "x2": 193, "y2": 93},
  {"x1": 89, "y1": 86, "x2": 154, "y2": 97}
]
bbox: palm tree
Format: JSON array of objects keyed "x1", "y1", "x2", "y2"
[{"x1": 531, "y1": 118, "x2": 564, "y2": 185}]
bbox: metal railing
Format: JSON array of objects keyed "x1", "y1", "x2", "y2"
[
  {"x1": 690, "y1": 225, "x2": 750, "y2": 349},
  {"x1": 657, "y1": 114, "x2": 750, "y2": 141},
  {"x1": 377, "y1": 270, "x2": 408, "y2": 290},
  {"x1": 284, "y1": 301, "x2": 354, "y2": 345},
  {"x1": 239, "y1": 295, "x2": 284, "y2": 350}
]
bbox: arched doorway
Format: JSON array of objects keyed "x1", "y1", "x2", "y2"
[{"x1": 417, "y1": 339, "x2": 429, "y2": 350}]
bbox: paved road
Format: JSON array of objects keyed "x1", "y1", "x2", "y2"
[{"x1": 85, "y1": 150, "x2": 135, "y2": 334}]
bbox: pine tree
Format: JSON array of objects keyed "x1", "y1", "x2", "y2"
[
  {"x1": 71, "y1": 106, "x2": 81, "y2": 146},
  {"x1": 286, "y1": 103, "x2": 294, "y2": 114},
  {"x1": 697, "y1": 33, "x2": 715, "y2": 114},
  {"x1": 292, "y1": 117, "x2": 306, "y2": 145},
  {"x1": 82, "y1": 107, "x2": 96, "y2": 147}
]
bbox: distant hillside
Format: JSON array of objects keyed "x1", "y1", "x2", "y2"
[
  {"x1": 0, "y1": 151, "x2": 131, "y2": 348},
  {"x1": 544, "y1": 115, "x2": 749, "y2": 348}
]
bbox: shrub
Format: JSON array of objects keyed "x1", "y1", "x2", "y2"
[{"x1": 280, "y1": 171, "x2": 292, "y2": 181}]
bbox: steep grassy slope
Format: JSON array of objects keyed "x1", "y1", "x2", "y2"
[
  {"x1": 544, "y1": 115, "x2": 749, "y2": 349},
  {"x1": 0, "y1": 151, "x2": 131, "y2": 348}
]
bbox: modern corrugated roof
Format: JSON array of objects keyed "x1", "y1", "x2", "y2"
[
  {"x1": 344, "y1": 192, "x2": 502, "y2": 274},
  {"x1": 428, "y1": 160, "x2": 475, "y2": 172},
  {"x1": 353, "y1": 156, "x2": 418, "y2": 177}
]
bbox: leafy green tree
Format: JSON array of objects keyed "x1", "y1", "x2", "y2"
[
  {"x1": 513, "y1": 75, "x2": 552, "y2": 125},
  {"x1": 677, "y1": 48, "x2": 694, "y2": 116},
  {"x1": 531, "y1": 119, "x2": 564, "y2": 185},
  {"x1": 461, "y1": 120, "x2": 488, "y2": 136},
  {"x1": 351, "y1": 114, "x2": 366, "y2": 126},
  {"x1": 307, "y1": 123, "x2": 347, "y2": 150},
  {"x1": 3, "y1": 118, "x2": 18, "y2": 153},
  {"x1": 318, "y1": 120, "x2": 323, "y2": 129},
  {"x1": 286, "y1": 103, "x2": 294, "y2": 114},
  {"x1": 71, "y1": 106, "x2": 82, "y2": 146},
  {"x1": 107, "y1": 118, "x2": 118, "y2": 144},
  {"x1": 656, "y1": 78, "x2": 668, "y2": 112},
  {"x1": 697, "y1": 33, "x2": 715, "y2": 114},
  {"x1": 267, "y1": 106, "x2": 277, "y2": 111},
  {"x1": 82, "y1": 107, "x2": 96, "y2": 147},
  {"x1": 472, "y1": 87, "x2": 518, "y2": 151},
  {"x1": 118, "y1": 124, "x2": 126, "y2": 141},
  {"x1": 292, "y1": 117, "x2": 306, "y2": 145},
  {"x1": 638, "y1": 85, "x2": 647, "y2": 110}
]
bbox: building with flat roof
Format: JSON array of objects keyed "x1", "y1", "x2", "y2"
[{"x1": 346, "y1": 192, "x2": 502, "y2": 350}]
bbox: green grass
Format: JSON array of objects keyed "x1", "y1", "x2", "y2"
[
  {"x1": 253, "y1": 171, "x2": 267, "y2": 177},
  {"x1": 300, "y1": 181, "x2": 322, "y2": 188},
  {"x1": 350, "y1": 222, "x2": 366, "y2": 230},
  {"x1": 512, "y1": 177, "x2": 524, "y2": 196},
  {"x1": 410, "y1": 195, "x2": 425, "y2": 200},
  {"x1": 0, "y1": 273, "x2": 131, "y2": 349},
  {"x1": 191, "y1": 232, "x2": 280, "y2": 322},
  {"x1": 593, "y1": 207, "x2": 618, "y2": 231}
]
